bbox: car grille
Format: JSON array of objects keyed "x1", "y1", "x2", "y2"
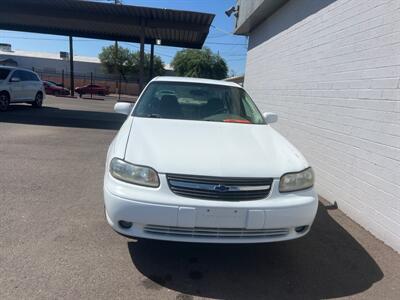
[
  {"x1": 166, "y1": 174, "x2": 273, "y2": 201},
  {"x1": 144, "y1": 225, "x2": 289, "y2": 239}
]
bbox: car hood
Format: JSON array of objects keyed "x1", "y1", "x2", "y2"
[{"x1": 123, "y1": 117, "x2": 309, "y2": 178}]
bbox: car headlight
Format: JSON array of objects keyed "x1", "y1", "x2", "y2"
[
  {"x1": 279, "y1": 167, "x2": 314, "y2": 193},
  {"x1": 110, "y1": 158, "x2": 160, "y2": 188}
]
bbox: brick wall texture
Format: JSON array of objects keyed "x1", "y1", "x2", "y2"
[{"x1": 244, "y1": 0, "x2": 400, "y2": 251}]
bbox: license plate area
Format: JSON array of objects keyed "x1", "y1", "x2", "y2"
[{"x1": 195, "y1": 207, "x2": 247, "y2": 228}]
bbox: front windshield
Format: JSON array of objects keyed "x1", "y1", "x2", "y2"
[
  {"x1": 0, "y1": 68, "x2": 11, "y2": 80},
  {"x1": 133, "y1": 81, "x2": 265, "y2": 125}
]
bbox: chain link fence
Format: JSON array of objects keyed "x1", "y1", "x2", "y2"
[{"x1": 35, "y1": 69, "x2": 141, "y2": 96}]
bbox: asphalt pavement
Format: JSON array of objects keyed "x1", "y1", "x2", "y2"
[{"x1": 0, "y1": 96, "x2": 399, "y2": 299}]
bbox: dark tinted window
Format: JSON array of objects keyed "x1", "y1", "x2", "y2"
[
  {"x1": 0, "y1": 68, "x2": 11, "y2": 80},
  {"x1": 133, "y1": 82, "x2": 265, "y2": 125},
  {"x1": 23, "y1": 72, "x2": 31, "y2": 81},
  {"x1": 11, "y1": 70, "x2": 24, "y2": 81},
  {"x1": 21, "y1": 71, "x2": 39, "y2": 81},
  {"x1": 30, "y1": 72, "x2": 40, "y2": 81},
  {"x1": 15, "y1": 71, "x2": 29, "y2": 81}
]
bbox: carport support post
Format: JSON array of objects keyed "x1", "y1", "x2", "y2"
[
  {"x1": 69, "y1": 36, "x2": 75, "y2": 97},
  {"x1": 139, "y1": 19, "x2": 145, "y2": 92},
  {"x1": 118, "y1": 74, "x2": 121, "y2": 100},
  {"x1": 149, "y1": 43, "x2": 154, "y2": 81}
]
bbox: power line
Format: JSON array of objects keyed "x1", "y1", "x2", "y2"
[
  {"x1": 207, "y1": 33, "x2": 229, "y2": 39},
  {"x1": 206, "y1": 42, "x2": 247, "y2": 46},
  {"x1": 210, "y1": 25, "x2": 234, "y2": 36},
  {"x1": 225, "y1": 57, "x2": 246, "y2": 61},
  {"x1": 0, "y1": 35, "x2": 247, "y2": 46},
  {"x1": 120, "y1": 42, "x2": 176, "y2": 58},
  {"x1": 0, "y1": 35, "x2": 246, "y2": 59}
]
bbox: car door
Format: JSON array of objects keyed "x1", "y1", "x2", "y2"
[
  {"x1": 29, "y1": 72, "x2": 42, "y2": 99},
  {"x1": 21, "y1": 71, "x2": 36, "y2": 101},
  {"x1": 8, "y1": 70, "x2": 24, "y2": 102}
]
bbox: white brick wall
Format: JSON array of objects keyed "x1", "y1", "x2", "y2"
[{"x1": 244, "y1": 0, "x2": 400, "y2": 251}]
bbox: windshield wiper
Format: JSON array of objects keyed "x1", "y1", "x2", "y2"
[{"x1": 146, "y1": 113, "x2": 162, "y2": 118}]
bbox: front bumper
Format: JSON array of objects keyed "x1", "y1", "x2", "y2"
[{"x1": 104, "y1": 174, "x2": 318, "y2": 243}]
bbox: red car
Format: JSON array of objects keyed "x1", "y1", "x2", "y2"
[
  {"x1": 43, "y1": 81, "x2": 70, "y2": 96},
  {"x1": 75, "y1": 84, "x2": 110, "y2": 97}
]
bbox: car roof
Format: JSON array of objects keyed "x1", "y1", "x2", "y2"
[
  {"x1": 0, "y1": 66, "x2": 17, "y2": 70},
  {"x1": 151, "y1": 76, "x2": 242, "y2": 88}
]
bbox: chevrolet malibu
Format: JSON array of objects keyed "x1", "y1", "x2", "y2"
[{"x1": 104, "y1": 77, "x2": 318, "y2": 243}]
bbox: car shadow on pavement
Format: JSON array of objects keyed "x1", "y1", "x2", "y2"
[
  {"x1": 128, "y1": 200, "x2": 383, "y2": 300},
  {"x1": 1, "y1": 104, "x2": 125, "y2": 130}
]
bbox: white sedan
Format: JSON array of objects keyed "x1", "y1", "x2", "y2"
[{"x1": 104, "y1": 77, "x2": 318, "y2": 243}]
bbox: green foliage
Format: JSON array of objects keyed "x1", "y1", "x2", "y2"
[
  {"x1": 171, "y1": 48, "x2": 228, "y2": 80},
  {"x1": 98, "y1": 45, "x2": 130, "y2": 75},
  {"x1": 99, "y1": 45, "x2": 165, "y2": 78},
  {"x1": 129, "y1": 52, "x2": 165, "y2": 77}
]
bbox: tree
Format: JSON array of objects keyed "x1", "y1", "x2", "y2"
[
  {"x1": 129, "y1": 52, "x2": 165, "y2": 78},
  {"x1": 171, "y1": 48, "x2": 228, "y2": 80},
  {"x1": 99, "y1": 45, "x2": 165, "y2": 79},
  {"x1": 99, "y1": 45, "x2": 131, "y2": 77}
]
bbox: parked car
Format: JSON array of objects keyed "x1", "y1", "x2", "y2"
[
  {"x1": 43, "y1": 81, "x2": 70, "y2": 96},
  {"x1": 46, "y1": 80, "x2": 64, "y2": 87},
  {"x1": 0, "y1": 66, "x2": 45, "y2": 112},
  {"x1": 75, "y1": 84, "x2": 110, "y2": 97},
  {"x1": 104, "y1": 77, "x2": 318, "y2": 243}
]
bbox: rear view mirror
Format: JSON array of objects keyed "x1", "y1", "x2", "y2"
[
  {"x1": 10, "y1": 77, "x2": 20, "y2": 83},
  {"x1": 114, "y1": 102, "x2": 133, "y2": 115},
  {"x1": 263, "y1": 112, "x2": 278, "y2": 124}
]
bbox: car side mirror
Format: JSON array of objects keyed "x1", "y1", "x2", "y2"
[
  {"x1": 114, "y1": 102, "x2": 133, "y2": 115},
  {"x1": 10, "y1": 77, "x2": 20, "y2": 83},
  {"x1": 263, "y1": 112, "x2": 278, "y2": 124}
]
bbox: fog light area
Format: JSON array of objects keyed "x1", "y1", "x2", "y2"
[
  {"x1": 295, "y1": 225, "x2": 309, "y2": 233},
  {"x1": 118, "y1": 220, "x2": 133, "y2": 229}
]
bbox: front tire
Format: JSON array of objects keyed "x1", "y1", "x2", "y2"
[
  {"x1": 32, "y1": 92, "x2": 43, "y2": 108},
  {"x1": 0, "y1": 92, "x2": 10, "y2": 112}
]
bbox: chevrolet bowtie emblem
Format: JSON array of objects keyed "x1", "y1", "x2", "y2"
[{"x1": 214, "y1": 184, "x2": 230, "y2": 192}]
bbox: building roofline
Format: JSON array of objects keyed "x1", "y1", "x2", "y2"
[
  {"x1": 0, "y1": 49, "x2": 100, "y2": 64},
  {"x1": 235, "y1": 0, "x2": 288, "y2": 35}
]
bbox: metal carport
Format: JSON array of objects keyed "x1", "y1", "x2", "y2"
[{"x1": 0, "y1": 0, "x2": 214, "y2": 95}]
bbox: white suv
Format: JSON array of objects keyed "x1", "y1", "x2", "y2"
[
  {"x1": 0, "y1": 67, "x2": 45, "y2": 112},
  {"x1": 104, "y1": 77, "x2": 318, "y2": 244}
]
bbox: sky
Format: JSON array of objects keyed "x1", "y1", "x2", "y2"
[{"x1": 0, "y1": 0, "x2": 248, "y2": 76}]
